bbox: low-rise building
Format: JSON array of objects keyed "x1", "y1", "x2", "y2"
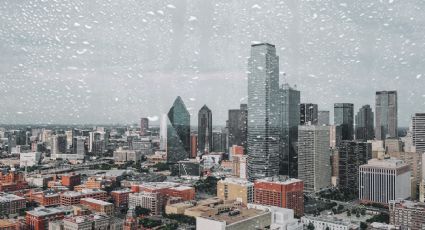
[
  {"x1": 217, "y1": 178, "x2": 253, "y2": 205},
  {"x1": 128, "y1": 191, "x2": 162, "y2": 215},
  {"x1": 60, "y1": 189, "x2": 107, "y2": 206},
  {"x1": 26, "y1": 207, "x2": 65, "y2": 230},
  {"x1": 301, "y1": 215, "x2": 359, "y2": 230},
  {"x1": 30, "y1": 190, "x2": 60, "y2": 207},
  {"x1": 19, "y1": 152, "x2": 41, "y2": 167},
  {"x1": 111, "y1": 190, "x2": 130, "y2": 209},
  {"x1": 49, "y1": 214, "x2": 124, "y2": 230},
  {"x1": 0, "y1": 219, "x2": 18, "y2": 230},
  {"x1": 113, "y1": 147, "x2": 142, "y2": 164},
  {"x1": 0, "y1": 193, "x2": 26, "y2": 216},
  {"x1": 61, "y1": 174, "x2": 81, "y2": 190},
  {"x1": 389, "y1": 200, "x2": 425, "y2": 229},
  {"x1": 80, "y1": 198, "x2": 114, "y2": 216}
]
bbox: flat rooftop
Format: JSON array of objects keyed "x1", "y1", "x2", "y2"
[
  {"x1": 81, "y1": 198, "x2": 112, "y2": 206},
  {"x1": 200, "y1": 208, "x2": 268, "y2": 225},
  {"x1": 27, "y1": 207, "x2": 64, "y2": 217},
  {"x1": 0, "y1": 193, "x2": 25, "y2": 202}
]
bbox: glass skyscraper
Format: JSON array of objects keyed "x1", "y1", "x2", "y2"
[
  {"x1": 334, "y1": 103, "x2": 354, "y2": 140},
  {"x1": 247, "y1": 43, "x2": 280, "y2": 181},
  {"x1": 300, "y1": 103, "x2": 318, "y2": 125},
  {"x1": 166, "y1": 96, "x2": 190, "y2": 163},
  {"x1": 355, "y1": 105, "x2": 374, "y2": 141},
  {"x1": 197, "y1": 105, "x2": 212, "y2": 154},
  {"x1": 279, "y1": 83, "x2": 300, "y2": 177},
  {"x1": 375, "y1": 91, "x2": 398, "y2": 140},
  {"x1": 227, "y1": 104, "x2": 248, "y2": 153}
]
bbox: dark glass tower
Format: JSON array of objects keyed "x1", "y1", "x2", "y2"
[
  {"x1": 355, "y1": 105, "x2": 374, "y2": 141},
  {"x1": 227, "y1": 104, "x2": 248, "y2": 153},
  {"x1": 278, "y1": 83, "x2": 300, "y2": 177},
  {"x1": 300, "y1": 103, "x2": 318, "y2": 125},
  {"x1": 334, "y1": 103, "x2": 354, "y2": 140},
  {"x1": 375, "y1": 91, "x2": 398, "y2": 140},
  {"x1": 197, "y1": 105, "x2": 212, "y2": 154},
  {"x1": 247, "y1": 43, "x2": 280, "y2": 181},
  {"x1": 337, "y1": 141, "x2": 372, "y2": 196},
  {"x1": 167, "y1": 96, "x2": 190, "y2": 163}
]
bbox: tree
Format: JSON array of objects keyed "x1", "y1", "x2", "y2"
[
  {"x1": 135, "y1": 206, "x2": 151, "y2": 216},
  {"x1": 347, "y1": 210, "x2": 351, "y2": 217},
  {"x1": 360, "y1": 222, "x2": 368, "y2": 230},
  {"x1": 307, "y1": 223, "x2": 315, "y2": 230},
  {"x1": 360, "y1": 209, "x2": 366, "y2": 215}
]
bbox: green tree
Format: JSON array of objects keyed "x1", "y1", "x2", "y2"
[
  {"x1": 135, "y1": 206, "x2": 151, "y2": 216},
  {"x1": 307, "y1": 223, "x2": 315, "y2": 230},
  {"x1": 360, "y1": 222, "x2": 368, "y2": 230},
  {"x1": 347, "y1": 210, "x2": 351, "y2": 217}
]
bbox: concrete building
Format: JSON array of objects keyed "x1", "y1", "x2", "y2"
[
  {"x1": 298, "y1": 125, "x2": 331, "y2": 193},
  {"x1": 389, "y1": 200, "x2": 425, "y2": 229},
  {"x1": 301, "y1": 215, "x2": 359, "y2": 230},
  {"x1": 19, "y1": 152, "x2": 41, "y2": 167},
  {"x1": 384, "y1": 138, "x2": 403, "y2": 154},
  {"x1": 330, "y1": 125, "x2": 342, "y2": 149},
  {"x1": 247, "y1": 43, "x2": 280, "y2": 181},
  {"x1": 300, "y1": 103, "x2": 318, "y2": 125},
  {"x1": 51, "y1": 134, "x2": 67, "y2": 160},
  {"x1": 140, "y1": 117, "x2": 149, "y2": 136},
  {"x1": 253, "y1": 177, "x2": 304, "y2": 217},
  {"x1": 232, "y1": 155, "x2": 247, "y2": 179},
  {"x1": 113, "y1": 147, "x2": 141, "y2": 164},
  {"x1": 217, "y1": 178, "x2": 253, "y2": 205},
  {"x1": 375, "y1": 91, "x2": 398, "y2": 140},
  {"x1": 51, "y1": 214, "x2": 124, "y2": 230},
  {"x1": 60, "y1": 189, "x2": 107, "y2": 206},
  {"x1": 359, "y1": 158, "x2": 411, "y2": 204},
  {"x1": 128, "y1": 191, "x2": 162, "y2": 215},
  {"x1": 412, "y1": 113, "x2": 425, "y2": 154},
  {"x1": 355, "y1": 105, "x2": 374, "y2": 141}
]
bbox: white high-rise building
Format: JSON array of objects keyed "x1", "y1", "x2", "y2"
[
  {"x1": 359, "y1": 158, "x2": 411, "y2": 204},
  {"x1": 298, "y1": 125, "x2": 331, "y2": 193},
  {"x1": 412, "y1": 113, "x2": 425, "y2": 154}
]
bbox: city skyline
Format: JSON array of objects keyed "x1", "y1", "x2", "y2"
[{"x1": 1, "y1": 0, "x2": 425, "y2": 126}]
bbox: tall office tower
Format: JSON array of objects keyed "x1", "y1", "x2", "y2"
[
  {"x1": 73, "y1": 137, "x2": 86, "y2": 156},
  {"x1": 412, "y1": 113, "x2": 425, "y2": 154},
  {"x1": 212, "y1": 131, "x2": 227, "y2": 152},
  {"x1": 355, "y1": 105, "x2": 374, "y2": 141},
  {"x1": 88, "y1": 131, "x2": 103, "y2": 153},
  {"x1": 247, "y1": 43, "x2": 280, "y2": 181},
  {"x1": 227, "y1": 104, "x2": 248, "y2": 153},
  {"x1": 65, "y1": 130, "x2": 73, "y2": 149},
  {"x1": 330, "y1": 125, "x2": 343, "y2": 149},
  {"x1": 375, "y1": 91, "x2": 398, "y2": 140},
  {"x1": 167, "y1": 96, "x2": 190, "y2": 163},
  {"x1": 197, "y1": 105, "x2": 212, "y2": 154},
  {"x1": 298, "y1": 125, "x2": 331, "y2": 193},
  {"x1": 159, "y1": 114, "x2": 168, "y2": 150},
  {"x1": 278, "y1": 83, "x2": 300, "y2": 177},
  {"x1": 51, "y1": 134, "x2": 67, "y2": 159},
  {"x1": 337, "y1": 141, "x2": 372, "y2": 196},
  {"x1": 334, "y1": 103, "x2": 354, "y2": 140},
  {"x1": 318, "y1": 111, "x2": 330, "y2": 126},
  {"x1": 140, "y1": 118, "x2": 149, "y2": 136},
  {"x1": 359, "y1": 158, "x2": 411, "y2": 204},
  {"x1": 300, "y1": 103, "x2": 318, "y2": 125}
]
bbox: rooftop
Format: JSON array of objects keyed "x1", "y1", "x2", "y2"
[
  {"x1": 361, "y1": 158, "x2": 408, "y2": 169},
  {"x1": 218, "y1": 178, "x2": 253, "y2": 186},
  {"x1": 199, "y1": 208, "x2": 268, "y2": 225},
  {"x1": 255, "y1": 177, "x2": 302, "y2": 185},
  {"x1": 27, "y1": 207, "x2": 64, "y2": 217},
  {"x1": 0, "y1": 193, "x2": 25, "y2": 202},
  {"x1": 81, "y1": 198, "x2": 112, "y2": 206}
]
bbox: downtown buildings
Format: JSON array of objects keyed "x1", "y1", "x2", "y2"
[
  {"x1": 227, "y1": 104, "x2": 248, "y2": 154},
  {"x1": 355, "y1": 105, "x2": 374, "y2": 141},
  {"x1": 334, "y1": 103, "x2": 354, "y2": 140},
  {"x1": 198, "y1": 105, "x2": 213, "y2": 154},
  {"x1": 412, "y1": 113, "x2": 425, "y2": 154}
]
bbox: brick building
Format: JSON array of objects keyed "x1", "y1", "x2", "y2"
[
  {"x1": 80, "y1": 198, "x2": 114, "y2": 216},
  {"x1": 253, "y1": 177, "x2": 304, "y2": 217},
  {"x1": 60, "y1": 189, "x2": 107, "y2": 206},
  {"x1": 131, "y1": 182, "x2": 195, "y2": 201},
  {"x1": 61, "y1": 174, "x2": 81, "y2": 190},
  {"x1": 0, "y1": 193, "x2": 26, "y2": 216},
  {"x1": 0, "y1": 171, "x2": 29, "y2": 192},
  {"x1": 389, "y1": 200, "x2": 425, "y2": 229},
  {"x1": 30, "y1": 191, "x2": 60, "y2": 207},
  {"x1": 111, "y1": 190, "x2": 130, "y2": 208},
  {"x1": 26, "y1": 207, "x2": 64, "y2": 230}
]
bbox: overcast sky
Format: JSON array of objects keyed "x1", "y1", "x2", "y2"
[{"x1": 0, "y1": 0, "x2": 424, "y2": 126}]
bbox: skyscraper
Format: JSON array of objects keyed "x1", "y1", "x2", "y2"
[
  {"x1": 334, "y1": 103, "x2": 354, "y2": 140},
  {"x1": 51, "y1": 134, "x2": 67, "y2": 159},
  {"x1": 247, "y1": 43, "x2": 280, "y2": 181},
  {"x1": 318, "y1": 111, "x2": 330, "y2": 126},
  {"x1": 355, "y1": 105, "x2": 374, "y2": 141},
  {"x1": 197, "y1": 105, "x2": 212, "y2": 154},
  {"x1": 337, "y1": 141, "x2": 372, "y2": 196},
  {"x1": 278, "y1": 83, "x2": 300, "y2": 177},
  {"x1": 412, "y1": 113, "x2": 425, "y2": 154},
  {"x1": 227, "y1": 104, "x2": 248, "y2": 153},
  {"x1": 166, "y1": 96, "x2": 190, "y2": 163},
  {"x1": 298, "y1": 125, "x2": 331, "y2": 193},
  {"x1": 375, "y1": 91, "x2": 398, "y2": 140},
  {"x1": 140, "y1": 118, "x2": 149, "y2": 136},
  {"x1": 300, "y1": 103, "x2": 318, "y2": 125}
]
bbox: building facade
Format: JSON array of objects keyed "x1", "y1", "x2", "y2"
[
  {"x1": 247, "y1": 43, "x2": 280, "y2": 181},
  {"x1": 298, "y1": 125, "x2": 331, "y2": 193},
  {"x1": 216, "y1": 178, "x2": 253, "y2": 205},
  {"x1": 198, "y1": 105, "x2": 213, "y2": 154},
  {"x1": 355, "y1": 105, "x2": 374, "y2": 141},
  {"x1": 227, "y1": 104, "x2": 248, "y2": 154},
  {"x1": 167, "y1": 96, "x2": 191, "y2": 163},
  {"x1": 389, "y1": 200, "x2": 425, "y2": 229},
  {"x1": 412, "y1": 113, "x2": 425, "y2": 154},
  {"x1": 375, "y1": 91, "x2": 398, "y2": 140},
  {"x1": 318, "y1": 110, "x2": 330, "y2": 126},
  {"x1": 334, "y1": 103, "x2": 354, "y2": 140},
  {"x1": 300, "y1": 103, "x2": 318, "y2": 125}
]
